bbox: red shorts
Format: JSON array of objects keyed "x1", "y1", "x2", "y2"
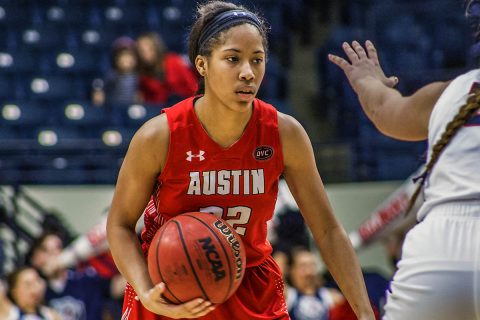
[{"x1": 121, "y1": 255, "x2": 290, "y2": 320}]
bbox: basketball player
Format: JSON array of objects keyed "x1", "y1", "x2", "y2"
[
  {"x1": 328, "y1": 2, "x2": 480, "y2": 319},
  {"x1": 107, "y1": 1, "x2": 375, "y2": 319}
]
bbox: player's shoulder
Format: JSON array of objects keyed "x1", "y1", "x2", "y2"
[
  {"x1": 132, "y1": 112, "x2": 169, "y2": 148},
  {"x1": 277, "y1": 111, "x2": 304, "y2": 137}
]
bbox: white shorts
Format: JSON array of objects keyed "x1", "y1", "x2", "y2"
[{"x1": 383, "y1": 202, "x2": 480, "y2": 320}]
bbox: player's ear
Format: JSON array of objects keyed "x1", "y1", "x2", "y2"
[{"x1": 195, "y1": 55, "x2": 207, "y2": 77}]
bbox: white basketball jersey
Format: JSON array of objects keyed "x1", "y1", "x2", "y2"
[{"x1": 417, "y1": 69, "x2": 480, "y2": 220}]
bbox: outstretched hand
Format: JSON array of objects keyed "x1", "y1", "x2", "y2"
[
  {"x1": 328, "y1": 40, "x2": 398, "y2": 93},
  {"x1": 139, "y1": 282, "x2": 215, "y2": 319}
]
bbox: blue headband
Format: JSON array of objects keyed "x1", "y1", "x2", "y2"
[{"x1": 197, "y1": 9, "x2": 262, "y2": 56}]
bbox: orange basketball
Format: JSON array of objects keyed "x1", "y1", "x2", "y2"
[{"x1": 147, "y1": 212, "x2": 246, "y2": 304}]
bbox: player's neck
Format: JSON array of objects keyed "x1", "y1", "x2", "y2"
[{"x1": 194, "y1": 96, "x2": 253, "y2": 148}]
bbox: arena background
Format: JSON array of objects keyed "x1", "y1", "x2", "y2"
[{"x1": 0, "y1": 0, "x2": 472, "y2": 278}]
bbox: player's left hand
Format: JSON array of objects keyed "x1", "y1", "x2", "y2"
[{"x1": 328, "y1": 40, "x2": 398, "y2": 93}]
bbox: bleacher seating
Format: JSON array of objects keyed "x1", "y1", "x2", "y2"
[{"x1": 0, "y1": 0, "x2": 293, "y2": 184}]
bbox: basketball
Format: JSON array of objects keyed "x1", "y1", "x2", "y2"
[{"x1": 147, "y1": 212, "x2": 246, "y2": 304}]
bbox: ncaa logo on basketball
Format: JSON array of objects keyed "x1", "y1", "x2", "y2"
[
  {"x1": 253, "y1": 146, "x2": 273, "y2": 161},
  {"x1": 197, "y1": 237, "x2": 226, "y2": 281}
]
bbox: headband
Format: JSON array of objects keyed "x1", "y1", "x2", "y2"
[{"x1": 197, "y1": 9, "x2": 262, "y2": 56}]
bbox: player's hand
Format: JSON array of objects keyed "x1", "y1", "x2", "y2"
[
  {"x1": 138, "y1": 282, "x2": 216, "y2": 319},
  {"x1": 328, "y1": 40, "x2": 398, "y2": 93}
]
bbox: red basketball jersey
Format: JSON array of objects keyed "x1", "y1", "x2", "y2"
[{"x1": 141, "y1": 96, "x2": 284, "y2": 267}]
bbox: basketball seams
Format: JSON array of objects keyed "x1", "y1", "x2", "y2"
[
  {"x1": 173, "y1": 220, "x2": 211, "y2": 302},
  {"x1": 155, "y1": 221, "x2": 182, "y2": 304},
  {"x1": 183, "y1": 214, "x2": 234, "y2": 303}
]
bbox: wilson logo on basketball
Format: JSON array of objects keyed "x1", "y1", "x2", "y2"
[
  {"x1": 253, "y1": 146, "x2": 273, "y2": 161},
  {"x1": 214, "y1": 221, "x2": 243, "y2": 280},
  {"x1": 198, "y1": 237, "x2": 226, "y2": 281}
]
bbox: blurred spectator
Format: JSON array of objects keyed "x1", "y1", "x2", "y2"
[
  {"x1": 0, "y1": 278, "x2": 17, "y2": 320},
  {"x1": 136, "y1": 32, "x2": 198, "y2": 104},
  {"x1": 7, "y1": 266, "x2": 60, "y2": 320},
  {"x1": 286, "y1": 247, "x2": 343, "y2": 320},
  {"x1": 27, "y1": 232, "x2": 125, "y2": 320},
  {"x1": 270, "y1": 179, "x2": 311, "y2": 277},
  {"x1": 92, "y1": 36, "x2": 140, "y2": 107}
]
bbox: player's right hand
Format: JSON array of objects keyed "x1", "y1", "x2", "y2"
[
  {"x1": 139, "y1": 282, "x2": 216, "y2": 319},
  {"x1": 328, "y1": 40, "x2": 399, "y2": 93}
]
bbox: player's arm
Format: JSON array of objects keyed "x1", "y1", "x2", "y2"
[
  {"x1": 106, "y1": 115, "x2": 214, "y2": 319},
  {"x1": 329, "y1": 40, "x2": 450, "y2": 141},
  {"x1": 279, "y1": 113, "x2": 375, "y2": 320}
]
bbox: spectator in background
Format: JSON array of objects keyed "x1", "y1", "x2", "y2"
[
  {"x1": 0, "y1": 278, "x2": 17, "y2": 320},
  {"x1": 92, "y1": 36, "x2": 140, "y2": 107},
  {"x1": 27, "y1": 232, "x2": 125, "y2": 320},
  {"x1": 286, "y1": 247, "x2": 344, "y2": 320},
  {"x1": 7, "y1": 266, "x2": 60, "y2": 320},
  {"x1": 136, "y1": 32, "x2": 198, "y2": 104}
]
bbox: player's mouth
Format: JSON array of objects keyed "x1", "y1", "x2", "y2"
[{"x1": 235, "y1": 86, "x2": 256, "y2": 101}]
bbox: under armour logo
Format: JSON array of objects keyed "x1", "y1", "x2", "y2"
[{"x1": 186, "y1": 150, "x2": 205, "y2": 162}]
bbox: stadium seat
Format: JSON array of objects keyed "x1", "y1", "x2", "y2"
[
  {"x1": 0, "y1": 27, "x2": 16, "y2": 50},
  {"x1": 20, "y1": 25, "x2": 68, "y2": 50},
  {"x1": 111, "y1": 103, "x2": 162, "y2": 129},
  {"x1": 49, "y1": 49, "x2": 100, "y2": 76},
  {"x1": 76, "y1": 27, "x2": 122, "y2": 51},
  {"x1": 27, "y1": 75, "x2": 78, "y2": 101},
  {"x1": 0, "y1": 3, "x2": 33, "y2": 27},
  {"x1": 34, "y1": 126, "x2": 87, "y2": 148},
  {"x1": 61, "y1": 101, "x2": 110, "y2": 133},
  {"x1": 101, "y1": 5, "x2": 146, "y2": 26},
  {"x1": 0, "y1": 50, "x2": 36, "y2": 75},
  {"x1": 0, "y1": 76, "x2": 12, "y2": 100},
  {"x1": 1, "y1": 100, "x2": 52, "y2": 131},
  {"x1": 99, "y1": 126, "x2": 136, "y2": 148}
]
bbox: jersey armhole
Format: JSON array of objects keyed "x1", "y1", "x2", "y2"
[{"x1": 157, "y1": 110, "x2": 173, "y2": 182}]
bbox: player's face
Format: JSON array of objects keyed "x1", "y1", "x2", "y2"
[
  {"x1": 204, "y1": 24, "x2": 265, "y2": 111},
  {"x1": 11, "y1": 268, "x2": 46, "y2": 310}
]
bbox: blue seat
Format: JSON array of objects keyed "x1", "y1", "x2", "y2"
[
  {"x1": 102, "y1": 5, "x2": 146, "y2": 25},
  {"x1": 112, "y1": 103, "x2": 162, "y2": 129},
  {"x1": 50, "y1": 49, "x2": 100, "y2": 75},
  {"x1": 0, "y1": 4, "x2": 33, "y2": 27},
  {"x1": 20, "y1": 26, "x2": 68, "y2": 50},
  {"x1": 62, "y1": 101, "x2": 110, "y2": 133},
  {"x1": 0, "y1": 27, "x2": 16, "y2": 49},
  {"x1": 28, "y1": 75, "x2": 77, "y2": 101},
  {"x1": 376, "y1": 153, "x2": 421, "y2": 181},
  {"x1": 34, "y1": 126, "x2": 86, "y2": 147},
  {"x1": 76, "y1": 27, "x2": 120, "y2": 51},
  {"x1": 1, "y1": 100, "x2": 51, "y2": 130},
  {"x1": 99, "y1": 126, "x2": 136, "y2": 148},
  {"x1": 0, "y1": 76, "x2": 12, "y2": 99},
  {"x1": 0, "y1": 50, "x2": 36, "y2": 74}
]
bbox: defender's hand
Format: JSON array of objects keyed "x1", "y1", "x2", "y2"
[{"x1": 328, "y1": 40, "x2": 398, "y2": 92}]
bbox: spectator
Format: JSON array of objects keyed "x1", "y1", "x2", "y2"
[
  {"x1": 7, "y1": 266, "x2": 60, "y2": 320},
  {"x1": 92, "y1": 36, "x2": 140, "y2": 107},
  {"x1": 27, "y1": 232, "x2": 125, "y2": 320},
  {"x1": 0, "y1": 278, "x2": 17, "y2": 320},
  {"x1": 136, "y1": 32, "x2": 198, "y2": 104},
  {"x1": 286, "y1": 247, "x2": 343, "y2": 320}
]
